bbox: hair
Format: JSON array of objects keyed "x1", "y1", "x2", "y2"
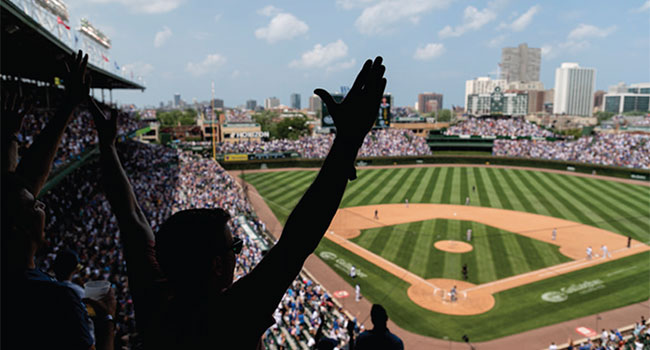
[
  {"x1": 370, "y1": 304, "x2": 388, "y2": 329},
  {"x1": 155, "y1": 208, "x2": 231, "y2": 284}
]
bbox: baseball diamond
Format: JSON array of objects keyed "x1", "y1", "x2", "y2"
[{"x1": 241, "y1": 165, "x2": 650, "y2": 342}]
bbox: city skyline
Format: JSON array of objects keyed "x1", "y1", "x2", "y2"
[{"x1": 61, "y1": 0, "x2": 650, "y2": 108}]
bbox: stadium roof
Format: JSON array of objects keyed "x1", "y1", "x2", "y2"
[{"x1": 1, "y1": 0, "x2": 144, "y2": 90}]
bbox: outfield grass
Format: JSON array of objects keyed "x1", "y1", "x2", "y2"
[
  {"x1": 352, "y1": 219, "x2": 571, "y2": 284},
  {"x1": 243, "y1": 167, "x2": 650, "y2": 243},
  {"x1": 243, "y1": 167, "x2": 650, "y2": 340}
]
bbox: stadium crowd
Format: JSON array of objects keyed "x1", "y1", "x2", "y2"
[
  {"x1": 445, "y1": 117, "x2": 557, "y2": 137},
  {"x1": 211, "y1": 128, "x2": 432, "y2": 158},
  {"x1": 558, "y1": 318, "x2": 650, "y2": 350},
  {"x1": 493, "y1": 133, "x2": 650, "y2": 169}
]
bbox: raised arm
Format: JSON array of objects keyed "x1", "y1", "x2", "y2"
[
  {"x1": 1, "y1": 93, "x2": 29, "y2": 173},
  {"x1": 89, "y1": 99, "x2": 160, "y2": 294},
  {"x1": 235, "y1": 57, "x2": 387, "y2": 312},
  {"x1": 16, "y1": 51, "x2": 89, "y2": 197}
]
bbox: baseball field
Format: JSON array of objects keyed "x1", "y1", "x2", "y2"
[{"x1": 242, "y1": 166, "x2": 650, "y2": 342}]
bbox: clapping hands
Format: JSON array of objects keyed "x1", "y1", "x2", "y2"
[
  {"x1": 89, "y1": 98, "x2": 119, "y2": 146},
  {"x1": 64, "y1": 50, "x2": 90, "y2": 106}
]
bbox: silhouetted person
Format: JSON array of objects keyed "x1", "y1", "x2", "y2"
[
  {"x1": 355, "y1": 304, "x2": 403, "y2": 350},
  {"x1": 2, "y1": 51, "x2": 115, "y2": 350},
  {"x1": 628, "y1": 236, "x2": 632, "y2": 248},
  {"x1": 462, "y1": 263, "x2": 468, "y2": 280},
  {"x1": 91, "y1": 57, "x2": 387, "y2": 349}
]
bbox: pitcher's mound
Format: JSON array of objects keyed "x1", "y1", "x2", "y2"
[
  {"x1": 435, "y1": 240, "x2": 473, "y2": 253},
  {"x1": 407, "y1": 278, "x2": 495, "y2": 315}
]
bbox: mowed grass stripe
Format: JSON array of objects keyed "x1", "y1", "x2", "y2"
[
  {"x1": 472, "y1": 168, "x2": 492, "y2": 207},
  {"x1": 522, "y1": 170, "x2": 587, "y2": 223},
  {"x1": 418, "y1": 168, "x2": 442, "y2": 204},
  {"x1": 486, "y1": 168, "x2": 514, "y2": 210},
  {"x1": 356, "y1": 167, "x2": 404, "y2": 206},
  {"x1": 440, "y1": 168, "x2": 455, "y2": 204},
  {"x1": 513, "y1": 171, "x2": 561, "y2": 218},
  {"x1": 408, "y1": 220, "x2": 436, "y2": 276},
  {"x1": 561, "y1": 174, "x2": 647, "y2": 235},
  {"x1": 459, "y1": 221, "x2": 478, "y2": 283},
  {"x1": 499, "y1": 228, "x2": 531, "y2": 275},
  {"x1": 258, "y1": 171, "x2": 308, "y2": 198},
  {"x1": 250, "y1": 170, "x2": 299, "y2": 190},
  {"x1": 272, "y1": 172, "x2": 317, "y2": 203},
  {"x1": 424, "y1": 219, "x2": 447, "y2": 278},
  {"x1": 341, "y1": 169, "x2": 389, "y2": 207},
  {"x1": 585, "y1": 178, "x2": 650, "y2": 217},
  {"x1": 393, "y1": 221, "x2": 423, "y2": 270},
  {"x1": 402, "y1": 168, "x2": 427, "y2": 203},
  {"x1": 499, "y1": 170, "x2": 537, "y2": 213},
  {"x1": 470, "y1": 223, "x2": 497, "y2": 283},
  {"x1": 379, "y1": 168, "x2": 416, "y2": 204},
  {"x1": 379, "y1": 221, "x2": 409, "y2": 262},
  {"x1": 442, "y1": 220, "x2": 462, "y2": 280},
  {"x1": 512, "y1": 234, "x2": 548, "y2": 270},
  {"x1": 604, "y1": 180, "x2": 650, "y2": 204},
  {"x1": 460, "y1": 167, "x2": 470, "y2": 206},
  {"x1": 549, "y1": 173, "x2": 636, "y2": 235},
  {"x1": 485, "y1": 226, "x2": 514, "y2": 279},
  {"x1": 366, "y1": 226, "x2": 394, "y2": 254}
]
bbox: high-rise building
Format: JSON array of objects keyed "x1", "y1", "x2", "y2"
[
  {"x1": 211, "y1": 99, "x2": 224, "y2": 109},
  {"x1": 553, "y1": 63, "x2": 596, "y2": 117},
  {"x1": 593, "y1": 90, "x2": 606, "y2": 111},
  {"x1": 417, "y1": 93, "x2": 443, "y2": 114},
  {"x1": 465, "y1": 77, "x2": 506, "y2": 111},
  {"x1": 603, "y1": 82, "x2": 650, "y2": 114},
  {"x1": 264, "y1": 97, "x2": 280, "y2": 109},
  {"x1": 290, "y1": 93, "x2": 301, "y2": 109},
  {"x1": 309, "y1": 95, "x2": 321, "y2": 113},
  {"x1": 173, "y1": 93, "x2": 181, "y2": 107},
  {"x1": 246, "y1": 99, "x2": 257, "y2": 110},
  {"x1": 500, "y1": 43, "x2": 541, "y2": 83}
]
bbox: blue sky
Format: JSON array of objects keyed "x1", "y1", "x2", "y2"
[{"x1": 64, "y1": 0, "x2": 650, "y2": 108}]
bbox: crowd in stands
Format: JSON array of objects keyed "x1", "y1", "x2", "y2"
[
  {"x1": 493, "y1": 133, "x2": 650, "y2": 169},
  {"x1": 446, "y1": 117, "x2": 557, "y2": 138},
  {"x1": 556, "y1": 317, "x2": 650, "y2": 350},
  {"x1": 211, "y1": 128, "x2": 432, "y2": 158}
]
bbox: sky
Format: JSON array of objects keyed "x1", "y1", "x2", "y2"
[{"x1": 62, "y1": 0, "x2": 650, "y2": 109}]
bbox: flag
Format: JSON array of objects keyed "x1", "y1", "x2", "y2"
[
  {"x1": 74, "y1": 34, "x2": 79, "y2": 45},
  {"x1": 114, "y1": 61, "x2": 120, "y2": 70},
  {"x1": 101, "y1": 54, "x2": 109, "y2": 62},
  {"x1": 57, "y1": 17, "x2": 70, "y2": 30}
]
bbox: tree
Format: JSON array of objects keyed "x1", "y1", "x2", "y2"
[
  {"x1": 157, "y1": 109, "x2": 197, "y2": 127},
  {"x1": 276, "y1": 116, "x2": 309, "y2": 140},
  {"x1": 252, "y1": 110, "x2": 280, "y2": 138},
  {"x1": 437, "y1": 109, "x2": 452, "y2": 122},
  {"x1": 595, "y1": 111, "x2": 614, "y2": 121}
]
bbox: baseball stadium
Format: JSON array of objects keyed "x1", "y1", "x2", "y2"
[{"x1": 2, "y1": 0, "x2": 649, "y2": 350}]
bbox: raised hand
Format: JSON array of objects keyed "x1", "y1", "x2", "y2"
[
  {"x1": 64, "y1": 50, "x2": 90, "y2": 106},
  {"x1": 2, "y1": 92, "x2": 31, "y2": 172},
  {"x1": 314, "y1": 57, "x2": 387, "y2": 150},
  {"x1": 89, "y1": 98, "x2": 118, "y2": 146}
]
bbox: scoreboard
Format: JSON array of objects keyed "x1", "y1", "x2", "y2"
[{"x1": 321, "y1": 93, "x2": 391, "y2": 129}]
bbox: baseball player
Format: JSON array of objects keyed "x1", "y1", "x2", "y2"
[
  {"x1": 586, "y1": 246, "x2": 593, "y2": 260},
  {"x1": 465, "y1": 196, "x2": 470, "y2": 205},
  {"x1": 552, "y1": 228, "x2": 557, "y2": 241},
  {"x1": 462, "y1": 264, "x2": 468, "y2": 281},
  {"x1": 350, "y1": 265, "x2": 357, "y2": 279},
  {"x1": 374, "y1": 209, "x2": 378, "y2": 220},
  {"x1": 601, "y1": 245, "x2": 610, "y2": 258},
  {"x1": 466, "y1": 228, "x2": 472, "y2": 242},
  {"x1": 450, "y1": 285, "x2": 457, "y2": 302},
  {"x1": 405, "y1": 198, "x2": 409, "y2": 208},
  {"x1": 355, "y1": 284, "x2": 361, "y2": 302}
]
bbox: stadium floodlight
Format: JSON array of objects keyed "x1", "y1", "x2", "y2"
[
  {"x1": 36, "y1": 0, "x2": 69, "y2": 22},
  {"x1": 79, "y1": 18, "x2": 111, "y2": 49}
]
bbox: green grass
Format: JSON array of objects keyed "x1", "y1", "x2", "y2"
[
  {"x1": 352, "y1": 219, "x2": 571, "y2": 284},
  {"x1": 243, "y1": 167, "x2": 650, "y2": 340},
  {"x1": 316, "y1": 238, "x2": 650, "y2": 341}
]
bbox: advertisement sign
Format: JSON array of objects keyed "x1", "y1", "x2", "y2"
[
  {"x1": 376, "y1": 94, "x2": 391, "y2": 128},
  {"x1": 223, "y1": 154, "x2": 248, "y2": 162}
]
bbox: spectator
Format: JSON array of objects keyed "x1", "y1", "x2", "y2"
[{"x1": 354, "y1": 304, "x2": 404, "y2": 350}]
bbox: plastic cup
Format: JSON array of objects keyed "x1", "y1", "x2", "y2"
[{"x1": 84, "y1": 280, "x2": 110, "y2": 300}]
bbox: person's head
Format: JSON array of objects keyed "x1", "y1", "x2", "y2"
[
  {"x1": 1, "y1": 172, "x2": 46, "y2": 270},
  {"x1": 370, "y1": 304, "x2": 388, "y2": 330},
  {"x1": 53, "y1": 249, "x2": 81, "y2": 281},
  {"x1": 155, "y1": 208, "x2": 238, "y2": 293}
]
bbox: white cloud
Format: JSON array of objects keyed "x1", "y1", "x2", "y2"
[
  {"x1": 635, "y1": 0, "x2": 650, "y2": 12},
  {"x1": 508, "y1": 5, "x2": 539, "y2": 32},
  {"x1": 290, "y1": 40, "x2": 350, "y2": 70},
  {"x1": 153, "y1": 26, "x2": 172, "y2": 48},
  {"x1": 258, "y1": 5, "x2": 282, "y2": 17},
  {"x1": 413, "y1": 43, "x2": 445, "y2": 60},
  {"x1": 541, "y1": 44, "x2": 557, "y2": 59},
  {"x1": 214, "y1": 13, "x2": 222, "y2": 22},
  {"x1": 355, "y1": 0, "x2": 452, "y2": 35},
  {"x1": 88, "y1": 0, "x2": 183, "y2": 14},
  {"x1": 185, "y1": 53, "x2": 226, "y2": 76},
  {"x1": 255, "y1": 12, "x2": 309, "y2": 43},
  {"x1": 438, "y1": 5, "x2": 497, "y2": 38},
  {"x1": 336, "y1": 0, "x2": 376, "y2": 10},
  {"x1": 122, "y1": 62, "x2": 154, "y2": 76},
  {"x1": 487, "y1": 34, "x2": 507, "y2": 48},
  {"x1": 567, "y1": 23, "x2": 616, "y2": 40},
  {"x1": 327, "y1": 59, "x2": 357, "y2": 72}
]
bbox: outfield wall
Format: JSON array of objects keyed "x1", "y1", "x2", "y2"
[{"x1": 220, "y1": 155, "x2": 650, "y2": 181}]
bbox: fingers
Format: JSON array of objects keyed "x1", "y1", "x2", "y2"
[
  {"x1": 80, "y1": 53, "x2": 89, "y2": 80},
  {"x1": 349, "y1": 59, "x2": 372, "y2": 95},
  {"x1": 314, "y1": 88, "x2": 337, "y2": 111}
]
